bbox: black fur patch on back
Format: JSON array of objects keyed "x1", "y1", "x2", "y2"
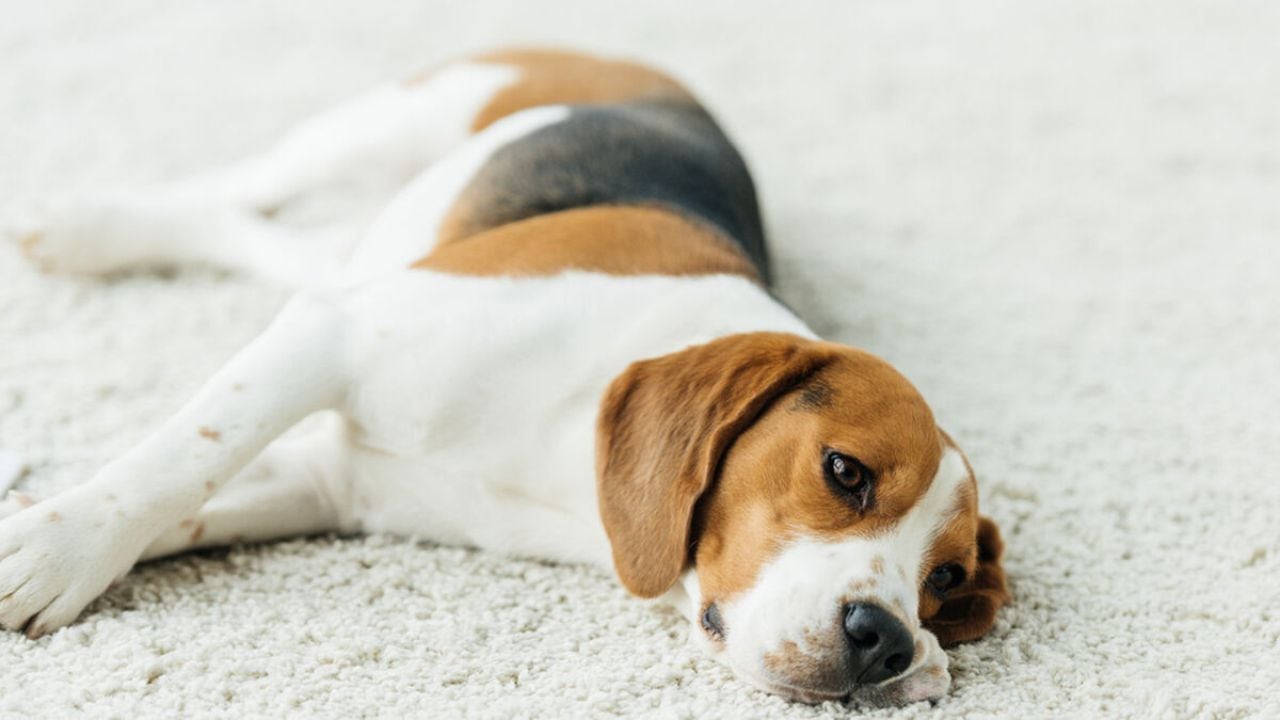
[{"x1": 448, "y1": 100, "x2": 770, "y2": 283}]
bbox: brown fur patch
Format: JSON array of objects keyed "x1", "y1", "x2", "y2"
[
  {"x1": 415, "y1": 205, "x2": 760, "y2": 282},
  {"x1": 762, "y1": 630, "x2": 849, "y2": 698},
  {"x1": 190, "y1": 521, "x2": 205, "y2": 543},
  {"x1": 596, "y1": 333, "x2": 837, "y2": 598},
  {"x1": 47, "y1": 511, "x2": 60, "y2": 522},
  {"x1": 466, "y1": 49, "x2": 693, "y2": 133},
  {"x1": 914, "y1": 479, "x2": 978, "y2": 611},
  {"x1": 915, "y1": 432, "x2": 1011, "y2": 645},
  {"x1": 921, "y1": 515, "x2": 1011, "y2": 646},
  {"x1": 198, "y1": 427, "x2": 221, "y2": 442},
  {"x1": 692, "y1": 352, "x2": 943, "y2": 603}
]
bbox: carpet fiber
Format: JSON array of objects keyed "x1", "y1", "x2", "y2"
[{"x1": 3, "y1": 1, "x2": 1279, "y2": 717}]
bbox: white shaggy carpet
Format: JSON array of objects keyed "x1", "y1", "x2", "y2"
[{"x1": 3, "y1": 1, "x2": 1279, "y2": 717}]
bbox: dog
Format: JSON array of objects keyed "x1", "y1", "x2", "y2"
[{"x1": 2, "y1": 49, "x2": 1009, "y2": 704}]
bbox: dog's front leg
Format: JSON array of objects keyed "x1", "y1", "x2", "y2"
[{"x1": 0, "y1": 291, "x2": 351, "y2": 637}]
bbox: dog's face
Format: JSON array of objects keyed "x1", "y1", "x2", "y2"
[{"x1": 597, "y1": 333, "x2": 1008, "y2": 704}]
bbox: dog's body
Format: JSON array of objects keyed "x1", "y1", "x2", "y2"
[{"x1": 3, "y1": 50, "x2": 1007, "y2": 705}]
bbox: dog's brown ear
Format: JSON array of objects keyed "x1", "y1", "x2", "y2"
[
  {"x1": 595, "y1": 332, "x2": 832, "y2": 598},
  {"x1": 925, "y1": 515, "x2": 1011, "y2": 646}
]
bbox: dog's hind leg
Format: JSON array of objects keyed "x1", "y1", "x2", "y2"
[
  {"x1": 216, "y1": 61, "x2": 521, "y2": 218},
  {"x1": 4, "y1": 61, "x2": 520, "y2": 285},
  {"x1": 0, "y1": 289, "x2": 352, "y2": 636},
  {"x1": 7, "y1": 193, "x2": 348, "y2": 286}
]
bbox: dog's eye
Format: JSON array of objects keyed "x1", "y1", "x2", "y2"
[
  {"x1": 926, "y1": 564, "x2": 966, "y2": 594},
  {"x1": 824, "y1": 450, "x2": 873, "y2": 511}
]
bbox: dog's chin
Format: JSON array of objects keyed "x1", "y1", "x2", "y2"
[
  {"x1": 849, "y1": 667, "x2": 952, "y2": 707},
  {"x1": 760, "y1": 677, "x2": 949, "y2": 707},
  {"x1": 765, "y1": 682, "x2": 850, "y2": 705},
  {"x1": 727, "y1": 658, "x2": 950, "y2": 707},
  {"x1": 726, "y1": 664, "x2": 850, "y2": 705},
  {"x1": 699, "y1": 630, "x2": 950, "y2": 706}
]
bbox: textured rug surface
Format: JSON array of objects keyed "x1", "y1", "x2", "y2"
[{"x1": 2, "y1": 1, "x2": 1279, "y2": 717}]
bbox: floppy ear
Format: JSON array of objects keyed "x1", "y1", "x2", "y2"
[
  {"x1": 595, "y1": 332, "x2": 832, "y2": 598},
  {"x1": 925, "y1": 515, "x2": 1011, "y2": 646}
]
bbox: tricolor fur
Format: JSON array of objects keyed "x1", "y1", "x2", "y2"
[{"x1": 2, "y1": 49, "x2": 1009, "y2": 705}]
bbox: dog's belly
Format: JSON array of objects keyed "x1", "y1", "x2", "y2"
[
  {"x1": 317, "y1": 270, "x2": 813, "y2": 565},
  {"x1": 346, "y1": 437, "x2": 610, "y2": 566}
]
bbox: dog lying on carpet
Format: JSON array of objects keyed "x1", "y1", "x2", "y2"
[{"x1": 2, "y1": 49, "x2": 1009, "y2": 704}]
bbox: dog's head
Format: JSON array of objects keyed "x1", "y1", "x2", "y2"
[{"x1": 596, "y1": 332, "x2": 1009, "y2": 704}]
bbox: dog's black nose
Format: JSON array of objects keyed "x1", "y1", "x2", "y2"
[{"x1": 843, "y1": 602, "x2": 915, "y2": 684}]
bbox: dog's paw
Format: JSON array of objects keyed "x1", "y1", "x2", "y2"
[
  {"x1": 0, "y1": 486, "x2": 146, "y2": 637},
  {"x1": 1, "y1": 198, "x2": 53, "y2": 272},
  {"x1": 2, "y1": 194, "x2": 172, "y2": 276},
  {"x1": 3, "y1": 196, "x2": 129, "y2": 275}
]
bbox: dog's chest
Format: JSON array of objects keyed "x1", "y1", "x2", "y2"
[{"x1": 325, "y1": 271, "x2": 812, "y2": 564}]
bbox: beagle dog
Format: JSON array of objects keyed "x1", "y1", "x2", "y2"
[{"x1": 2, "y1": 49, "x2": 1009, "y2": 705}]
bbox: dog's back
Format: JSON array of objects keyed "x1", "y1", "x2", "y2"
[{"x1": 413, "y1": 50, "x2": 769, "y2": 283}]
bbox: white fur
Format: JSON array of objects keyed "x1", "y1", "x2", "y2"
[
  {"x1": 224, "y1": 62, "x2": 522, "y2": 213},
  {"x1": 341, "y1": 271, "x2": 812, "y2": 558}
]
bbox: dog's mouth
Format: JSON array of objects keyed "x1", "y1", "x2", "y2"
[
  {"x1": 724, "y1": 658, "x2": 852, "y2": 705},
  {"x1": 768, "y1": 683, "x2": 850, "y2": 705},
  {"x1": 753, "y1": 673, "x2": 939, "y2": 707},
  {"x1": 722, "y1": 643, "x2": 944, "y2": 706}
]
